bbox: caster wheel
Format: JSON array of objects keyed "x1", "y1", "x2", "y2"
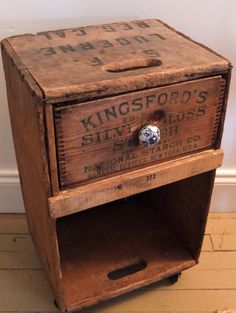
[
  {"x1": 168, "y1": 272, "x2": 181, "y2": 285},
  {"x1": 54, "y1": 299, "x2": 59, "y2": 309}
]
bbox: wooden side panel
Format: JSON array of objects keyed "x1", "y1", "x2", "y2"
[
  {"x1": 1, "y1": 40, "x2": 66, "y2": 311},
  {"x1": 149, "y1": 170, "x2": 216, "y2": 260},
  {"x1": 49, "y1": 149, "x2": 223, "y2": 219},
  {"x1": 54, "y1": 76, "x2": 224, "y2": 188}
]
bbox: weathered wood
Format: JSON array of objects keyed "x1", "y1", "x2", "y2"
[
  {"x1": 57, "y1": 195, "x2": 196, "y2": 311},
  {"x1": 1, "y1": 18, "x2": 232, "y2": 313},
  {"x1": 49, "y1": 149, "x2": 223, "y2": 218},
  {"x1": 150, "y1": 170, "x2": 216, "y2": 260},
  {"x1": 1, "y1": 40, "x2": 65, "y2": 311},
  {"x1": 215, "y1": 70, "x2": 232, "y2": 149},
  {"x1": 45, "y1": 104, "x2": 60, "y2": 194},
  {"x1": 5, "y1": 19, "x2": 230, "y2": 103},
  {"x1": 202, "y1": 234, "x2": 214, "y2": 251},
  {"x1": 54, "y1": 76, "x2": 225, "y2": 187}
]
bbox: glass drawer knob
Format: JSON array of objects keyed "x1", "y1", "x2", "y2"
[{"x1": 138, "y1": 125, "x2": 161, "y2": 147}]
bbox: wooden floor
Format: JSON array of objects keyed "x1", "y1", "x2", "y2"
[{"x1": 0, "y1": 212, "x2": 236, "y2": 313}]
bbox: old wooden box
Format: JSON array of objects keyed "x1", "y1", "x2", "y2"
[{"x1": 1, "y1": 19, "x2": 231, "y2": 312}]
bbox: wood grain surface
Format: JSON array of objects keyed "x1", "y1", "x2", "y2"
[
  {"x1": 1, "y1": 41, "x2": 66, "y2": 311},
  {"x1": 5, "y1": 19, "x2": 230, "y2": 102},
  {"x1": 57, "y1": 196, "x2": 195, "y2": 311},
  {"x1": 49, "y1": 149, "x2": 223, "y2": 218},
  {"x1": 54, "y1": 76, "x2": 225, "y2": 187},
  {"x1": 1, "y1": 18, "x2": 232, "y2": 313}
]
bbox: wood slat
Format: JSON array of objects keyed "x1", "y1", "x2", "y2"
[
  {"x1": 176, "y1": 268, "x2": 236, "y2": 290},
  {"x1": 0, "y1": 289, "x2": 56, "y2": 312},
  {"x1": 0, "y1": 214, "x2": 29, "y2": 234},
  {"x1": 67, "y1": 290, "x2": 236, "y2": 313},
  {"x1": 49, "y1": 149, "x2": 223, "y2": 218},
  {"x1": 2, "y1": 37, "x2": 66, "y2": 311},
  {"x1": 0, "y1": 269, "x2": 50, "y2": 290},
  {"x1": 211, "y1": 234, "x2": 236, "y2": 251},
  {"x1": 0, "y1": 234, "x2": 34, "y2": 251},
  {"x1": 209, "y1": 212, "x2": 236, "y2": 219},
  {"x1": 45, "y1": 104, "x2": 60, "y2": 195},
  {"x1": 206, "y1": 218, "x2": 236, "y2": 234},
  {"x1": 0, "y1": 251, "x2": 42, "y2": 269},
  {"x1": 2, "y1": 15, "x2": 232, "y2": 313},
  {"x1": 198, "y1": 251, "x2": 236, "y2": 269}
]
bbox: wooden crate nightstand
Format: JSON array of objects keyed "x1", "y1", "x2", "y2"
[{"x1": 1, "y1": 19, "x2": 232, "y2": 313}]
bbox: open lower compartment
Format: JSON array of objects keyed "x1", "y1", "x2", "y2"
[{"x1": 56, "y1": 170, "x2": 215, "y2": 312}]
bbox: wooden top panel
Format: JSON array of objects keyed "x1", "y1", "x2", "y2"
[{"x1": 4, "y1": 19, "x2": 230, "y2": 102}]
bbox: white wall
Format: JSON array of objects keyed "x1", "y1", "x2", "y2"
[{"x1": 0, "y1": 0, "x2": 236, "y2": 212}]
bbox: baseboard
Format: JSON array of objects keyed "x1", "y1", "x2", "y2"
[
  {"x1": 0, "y1": 169, "x2": 236, "y2": 213},
  {"x1": 211, "y1": 169, "x2": 236, "y2": 212},
  {"x1": 0, "y1": 170, "x2": 24, "y2": 213}
]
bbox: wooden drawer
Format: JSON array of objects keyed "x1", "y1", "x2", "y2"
[{"x1": 55, "y1": 76, "x2": 225, "y2": 188}]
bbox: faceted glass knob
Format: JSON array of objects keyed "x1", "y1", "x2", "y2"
[{"x1": 138, "y1": 125, "x2": 161, "y2": 147}]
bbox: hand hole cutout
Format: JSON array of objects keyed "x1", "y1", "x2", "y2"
[
  {"x1": 107, "y1": 258, "x2": 147, "y2": 280},
  {"x1": 103, "y1": 58, "x2": 162, "y2": 73}
]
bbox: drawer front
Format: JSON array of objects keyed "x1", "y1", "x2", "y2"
[{"x1": 54, "y1": 76, "x2": 225, "y2": 188}]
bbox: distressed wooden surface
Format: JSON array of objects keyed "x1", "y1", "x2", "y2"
[
  {"x1": 1, "y1": 40, "x2": 66, "y2": 310},
  {"x1": 45, "y1": 104, "x2": 60, "y2": 194},
  {"x1": 5, "y1": 19, "x2": 230, "y2": 102},
  {"x1": 1, "y1": 17, "x2": 232, "y2": 313},
  {"x1": 54, "y1": 76, "x2": 224, "y2": 187},
  {"x1": 49, "y1": 149, "x2": 223, "y2": 218},
  {"x1": 0, "y1": 212, "x2": 236, "y2": 312},
  {"x1": 57, "y1": 195, "x2": 196, "y2": 311}
]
